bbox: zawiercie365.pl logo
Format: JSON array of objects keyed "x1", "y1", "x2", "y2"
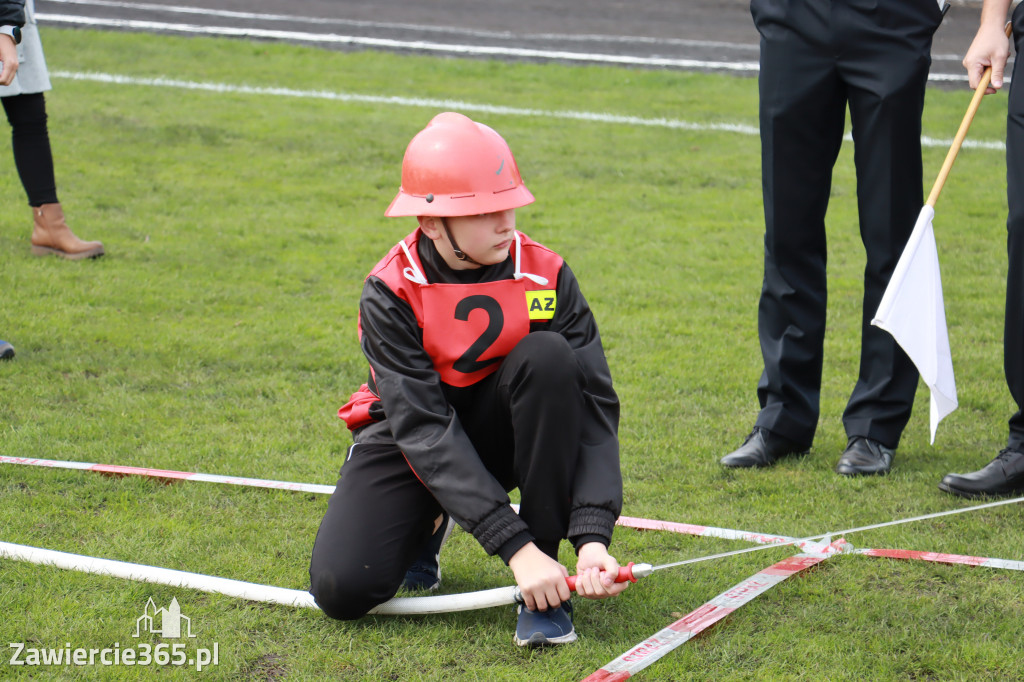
[{"x1": 9, "y1": 597, "x2": 219, "y2": 672}]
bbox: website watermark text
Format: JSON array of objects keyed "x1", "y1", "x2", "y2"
[{"x1": 9, "y1": 642, "x2": 219, "y2": 671}]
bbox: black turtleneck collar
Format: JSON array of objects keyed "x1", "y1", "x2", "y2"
[{"x1": 416, "y1": 231, "x2": 515, "y2": 285}]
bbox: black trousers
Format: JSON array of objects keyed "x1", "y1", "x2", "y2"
[
  {"x1": 1006, "y1": 4, "x2": 1024, "y2": 451},
  {"x1": 2, "y1": 92, "x2": 59, "y2": 207},
  {"x1": 308, "y1": 332, "x2": 585, "y2": 620},
  {"x1": 750, "y1": 0, "x2": 943, "y2": 449}
]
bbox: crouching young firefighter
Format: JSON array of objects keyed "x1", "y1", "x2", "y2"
[{"x1": 308, "y1": 112, "x2": 628, "y2": 647}]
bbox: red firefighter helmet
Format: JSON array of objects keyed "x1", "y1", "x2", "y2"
[{"x1": 385, "y1": 112, "x2": 535, "y2": 217}]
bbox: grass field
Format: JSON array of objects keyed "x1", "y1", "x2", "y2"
[{"x1": 1, "y1": 26, "x2": 1022, "y2": 681}]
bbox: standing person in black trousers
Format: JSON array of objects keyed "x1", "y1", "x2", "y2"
[
  {"x1": 721, "y1": 0, "x2": 946, "y2": 476},
  {"x1": 940, "y1": 0, "x2": 1024, "y2": 499}
]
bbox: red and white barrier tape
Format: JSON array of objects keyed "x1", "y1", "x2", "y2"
[
  {"x1": 854, "y1": 547, "x2": 1024, "y2": 572},
  {"x1": 5, "y1": 455, "x2": 1022, "y2": 566},
  {"x1": 0, "y1": 456, "x2": 336, "y2": 495},
  {"x1": 581, "y1": 539, "x2": 851, "y2": 682},
  {"x1": 4, "y1": 453, "x2": 1023, "y2": 681},
  {"x1": 3, "y1": 456, "x2": 793, "y2": 542},
  {"x1": 613, "y1": 514, "x2": 796, "y2": 546},
  {"x1": 5, "y1": 456, "x2": 1022, "y2": 568}
]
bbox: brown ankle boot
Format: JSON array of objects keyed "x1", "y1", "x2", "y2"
[{"x1": 30, "y1": 203, "x2": 105, "y2": 260}]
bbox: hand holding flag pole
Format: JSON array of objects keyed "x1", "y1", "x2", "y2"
[{"x1": 872, "y1": 23, "x2": 1011, "y2": 444}]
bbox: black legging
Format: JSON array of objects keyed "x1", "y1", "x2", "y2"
[{"x1": 2, "y1": 92, "x2": 59, "y2": 207}]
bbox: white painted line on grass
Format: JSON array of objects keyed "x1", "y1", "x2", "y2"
[
  {"x1": 49, "y1": 70, "x2": 1006, "y2": 151},
  {"x1": 38, "y1": 13, "x2": 763, "y2": 72}
]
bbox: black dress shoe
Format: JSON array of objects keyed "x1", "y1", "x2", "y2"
[
  {"x1": 720, "y1": 427, "x2": 807, "y2": 468},
  {"x1": 938, "y1": 449, "x2": 1024, "y2": 499},
  {"x1": 835, "y1": 437, "x2": 893, "y2": 476}
]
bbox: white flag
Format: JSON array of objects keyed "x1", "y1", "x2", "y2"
[{"x1": 871, "y1": 205, "x2": 958, "y2": 443}]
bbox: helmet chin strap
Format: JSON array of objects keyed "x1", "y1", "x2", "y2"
[{"x1": 439, "y1": 217, "x2": 484, "y2": 266}]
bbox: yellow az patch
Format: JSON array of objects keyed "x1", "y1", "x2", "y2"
[{"x1": 526, "y1": 290, "x2": 557, "y2": 320}]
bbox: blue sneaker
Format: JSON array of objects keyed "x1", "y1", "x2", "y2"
[
  {"x1": 0, "y1": 340, "x2": 14, "y2": 360},
  {"x1": 514, "y1": 600, "x2": 576, "y2": 647},
  {"x1": 401, "y1": 512, "x2": 454, "y2": 591}
]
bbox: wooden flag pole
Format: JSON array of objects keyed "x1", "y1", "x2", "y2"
[{"x1": 926, "y1": 22, "x2": 1013, "y2": 208}]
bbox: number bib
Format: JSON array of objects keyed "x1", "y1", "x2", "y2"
[{"x1": 420, "y1": 279, "x2": 530, "y2": 388}]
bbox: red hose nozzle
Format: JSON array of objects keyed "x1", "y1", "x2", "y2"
[{"x1": 566, "y1": 561, "x2": 650, "y2": 592}]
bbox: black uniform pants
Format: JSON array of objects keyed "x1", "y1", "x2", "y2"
[
  {"x1": 1006, "y1": 4, "x2": 1024, "y2": 451},
  {"x1": 2, "y1": 93, "x2": 59, "y2": 207},
  {"x1": 750, "y1": 0, "x2": 943, "y2": 449},
  {"x1": 308, "y1": 331, "x2": 585, "y2": 620}
]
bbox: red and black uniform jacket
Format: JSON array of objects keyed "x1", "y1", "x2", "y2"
[{"x1": 339, "y1": 228, "x2": 622, "y2": 562}]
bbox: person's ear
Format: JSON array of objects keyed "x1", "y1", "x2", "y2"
[{"x1": 418, "y1": 216, "x2": 443, "y2": 241}]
